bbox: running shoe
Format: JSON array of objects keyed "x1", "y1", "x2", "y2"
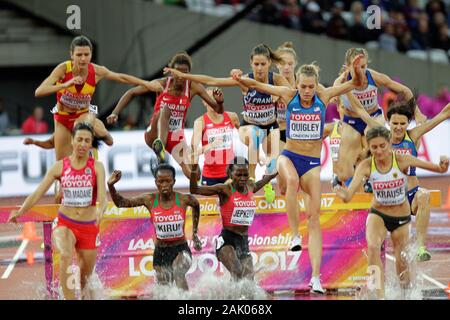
[
  {"x1": 289, "y1": 235, "x2": 302, "y2": 251},
  {"x1": 417, "y1": 246, "x2": 431, "y2": 262},
  {"x1": 152, "y1": 138, "x2": 166, "y2": 164},
  {"x1": 264, "y1": 183, "x2": 276, "y2": 203},
  {"x1": 309, "y1": 276, "x2": 326, "y2": 294}
]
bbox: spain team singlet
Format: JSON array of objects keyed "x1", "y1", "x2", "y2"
[{"x1": 57, "y1": 61, "x2": 96, "y2": 111}]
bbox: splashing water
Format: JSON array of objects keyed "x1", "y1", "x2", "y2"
[
  {"x1": 143, "y1": 272, "x2": 268, "y2": 300},
  {"x1": 357, "y1": 240, "x2": 426, "y2": 300}
]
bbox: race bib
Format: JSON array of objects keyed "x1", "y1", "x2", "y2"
[
  {"x1": 230, "y1": 207, "x2": 256, "y2": 226},
  {"x1": 207, "y1": 128, "x2": 233, "y2": 151},
  {"x1": 60, "y1": 92, "x2": 91, "y2": 110},
  {"x1": 289, "y1": 113, "x2": 322, "y2": 140}
]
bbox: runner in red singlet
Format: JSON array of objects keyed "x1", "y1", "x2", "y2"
[
  {"x1": 191, "y1": 87, "x2": 240, "y2": 185},
  {"x1": 9, "y1": 123, "x2": 107, "y2": 300},
  {"x1": 108, "y1": 52, "x2": 224, "y2": 178},
  {"x1": 189, "y1": 157, "x2": 277, "y2": 280},
  {"x1": 108, "y1": 163, "x2": 202, "y2": 291},
  {"x1": 35, "y1": 35, "x2": 160, "y2": 161}
]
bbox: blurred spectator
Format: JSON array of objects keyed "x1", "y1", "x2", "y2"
[
  {"x1": 279, "y1": 0, "x2": 301, "y2": 30},
  {"x1": 348, "y1": 11, "x2": 370, "y2": 43},
  {"x1": 378, "y1": 21, "x2": 398, "y2": 52},
  {"x1": 403, "y1": 0, "x2": 424, "y2": 29},
  {"x1": 0, "y1": 98, "x2": 10, "y2": 136},
  {"x1": 301, "y1": 1, "x2": 326, "y2": 34},
  {"x1": 397, "y1": 30, "x2": 419, "y2": 52},
  {"x1": 425, "y1": 0, "x2": 447, "y2": 18},
  {"x1": 430, "y1": 12, "x2": 447, "y2": 45},
  {"x1": 433, "y1": 24, "x2": 450, "y2": 52},
  {"x1": 326, "y1": 1, "x2": 349, "y2": 40},
  {"x1": 346, "y1": 1, "x2": 368, "y2": 26},
  {"x1": 21, "y1": 106, "x2": 49, "y2": 134},
  {"x1": 412, "y1": 13, "x2": 432, "y2": 50},
  {"x1": 253, "y1": 0, "x2": 282, "y2": 26}
]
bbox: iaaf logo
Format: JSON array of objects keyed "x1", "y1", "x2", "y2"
[
  {"x1": 373, "y1": 178, "x2": 405, "y2": 190},
  {"x1": 290, "y1": 113, "x2": 320, "y2": 121}
]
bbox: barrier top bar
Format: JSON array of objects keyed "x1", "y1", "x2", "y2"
[{"x1": 0, "y1": 191, "x2": 442, "y2": 223}]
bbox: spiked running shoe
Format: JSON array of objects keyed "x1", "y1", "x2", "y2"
[{"x1": 152, "y1": 138, "x2": 166, "y2": 164}]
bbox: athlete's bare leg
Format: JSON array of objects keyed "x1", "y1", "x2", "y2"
[
  {"x1": 172, "y1": 251, "x2": 192, "y2": 290},
  {"x1": 77, "y1": 249, "x2": 98, "y2": 299},
  {"x1": 52, "y1": 226, "x2": 77, "y2": 300},
  {"x1": 366, "y1": 214, "x2": 387, "y2": 299}
]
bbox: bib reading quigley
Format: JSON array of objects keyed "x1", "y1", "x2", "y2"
[
  {"x1": 286, "y1": 93, "x2": 326, "y2": 140},
  {"x1": 150, "y1": 193, "x2": 187, "y2": 241}
]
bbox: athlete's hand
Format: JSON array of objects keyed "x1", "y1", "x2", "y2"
[
  {"x1": 23, "y1": 137, "x2": 34, "y2": 145},
  {"x1": 439, "y1": 156, "x2": 449, "y2": 173},
  {"x1": 7, "y1": 210, "x2": 21, "y2": 223},
  {"x1": 230, "y1": 69, "x2": 243, "y2": 79},
  {"x1": 106, "y1": 113, "x2": 118, "y2": 125},
  {"x1": 212, "y1": 88, "x2": 224, "y2": 104},
  {"x1": 350, "y1": 54, "x2": 365, "y2": 87},
  {"x1": 193, "y1": 233, "x2": 202, "y2": 251},
  {"x1": 163, "y1": 67, "x2": 183, "y2": 79},
  {"x1": 108, "y1": 170, "x2": 122, "y2": 186}
]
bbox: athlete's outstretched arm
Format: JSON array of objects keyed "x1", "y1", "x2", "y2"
[
  {"x1": 336, "y1": 158, "x2": 370, "y2": 202},
  {"x1": 23, "y1": 135, "x2": 55, "y2": 149},
  {"x1": 95, "y1": 65, "x2": 159, "y2": 92},
  {"x1": 108, "y1": 82, "x2": 163, "y2": 125},
  {"x1": 345, "y1": 92, "x2": 381, "y2": 129},
  {"x1": 107, "y1": 170, "x2": 150, "y2": 207},
  {"x1": 398, "y1": 154, "x2": 449, "y2": 174},
  {"x1": 35, "y1": 63, "x2": 75, "y2": 97},
  {"x1": 193, "y1": 82, "x2": 224, "y2": 114},
  {"x1": 371, "y1": 70, "x2": 426, "y2": 124},
  {"x1": 252, "y1": 173, "x2": 279, "y2": 193},
  {"x1": 189, "y1": 164, "x2": 228, "y2": 196},
  {"x1": 409, "y1": 103, "x2": 450, "y2": 142},
  {"x1": 184, "y1": 194, "x2": 202, "y2": 251},
  {"x1": 8, "y1": 161, "x2": 62, "y2": 222},
  {"x1": 319, "y1": 54, "x2": 365, "y2": 104},
  {"x1": 234, "y1": 76, "x2": 294, "y2": 103},
  {"x1": 163, "y1": 67, "x2": 240, "y2": 87}
]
